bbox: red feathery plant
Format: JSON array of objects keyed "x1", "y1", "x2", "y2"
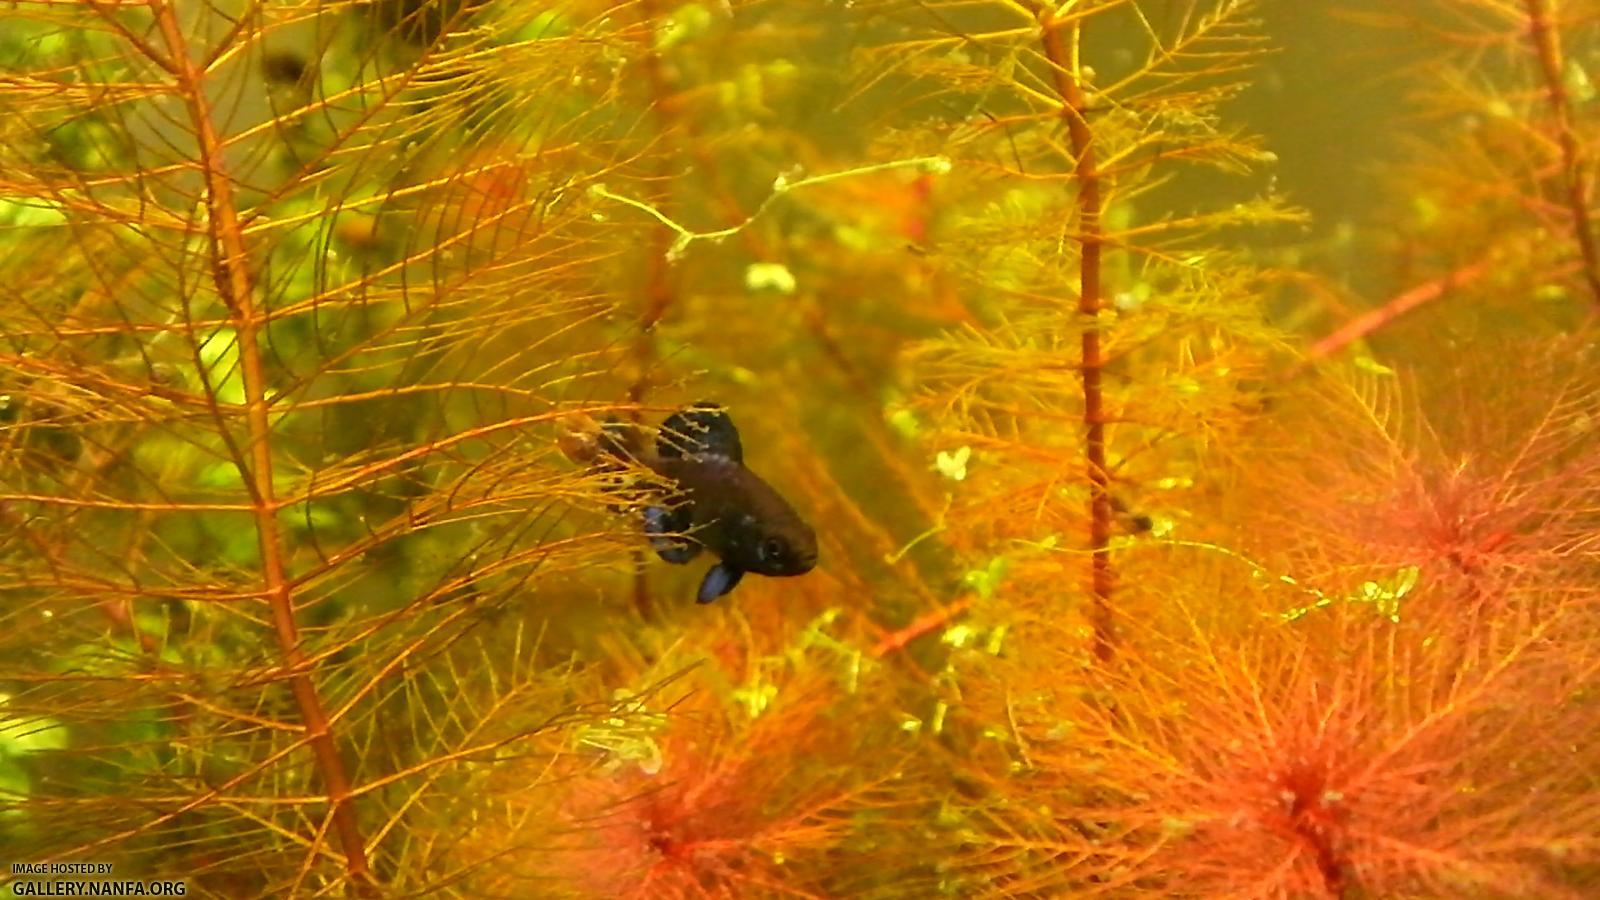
[
  {"x1": 452, "y1": 612, "x2": 912, "y2": 899},
  {"x1": 944, "y1": 346, "x2": 1599, "y2": 897},
  {"x1": 1239, "y1": 347, "x2": 1600, "y2": 666},
  {"x1": 970, "y1": 576, "x2": 1600, "y2": 897}
]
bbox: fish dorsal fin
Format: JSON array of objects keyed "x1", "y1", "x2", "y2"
[{"x1": 657, "y1": 402, "x2": 743, "y2": 463}]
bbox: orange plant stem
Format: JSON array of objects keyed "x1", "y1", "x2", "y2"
[
  {"x1": 627, "y1": 0, "x2": 681, "y2": 621},
  {"x1": 144, "y1": 1, "x2": 374, "y2": 887},
  {"x1": 870, "y1": 597, "x2": 975, "y2": 659},
  {"x1": 1307, "y1": 260, "x2": 1489, "y2": 361},
  {"x1": 1038, "y1": 7, "x2": 1116, "y2": 663},
  {"x1": 630, "y1": 0, "x2": 678, "y2": 393},
  {"x1": 1524, "y1": 0, "x2": 1600, "y2": 306}
]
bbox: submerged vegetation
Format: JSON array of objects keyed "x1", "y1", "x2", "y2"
[{"x1": 0, "y1": 0, "x2": 1596, "y2": 897}]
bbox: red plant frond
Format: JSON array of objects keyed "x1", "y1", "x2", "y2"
[
  {"x1": 961, "y1": 578, "x2": 1600, "y2": 897},
  {"x1": 457, "y1": 622, "x2": 907, "y2": 899},
  {"x1": 1241, "y1": 352, "x2": 1600, "y2": 644}
]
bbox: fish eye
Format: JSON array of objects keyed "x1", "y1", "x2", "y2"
[{"x1": 760, "y1": 537, "x2": 786, "y2": 562}]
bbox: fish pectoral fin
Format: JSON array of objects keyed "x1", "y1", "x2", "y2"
[
  {"x1": 643, "y1": 505, "x2": 700, "y2": 564},
  {"x1": 657, "y1": 402, "x2": 744, "y2": 463},
  {"x1": 696, "y1": 564, "x2": 745, "y2": 604}
]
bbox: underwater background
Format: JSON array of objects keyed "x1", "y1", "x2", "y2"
[{"x1": 1, "y1": 0, "x2": 1597, "y2": 896}]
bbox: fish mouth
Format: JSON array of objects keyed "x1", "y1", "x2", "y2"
[{"x1": 766, "y1": 551, "x2": 817, "y2": 577}]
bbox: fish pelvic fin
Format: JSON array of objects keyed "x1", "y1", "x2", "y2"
[{"x1": 696, "y1": 563, "x2": 745, "y2": 604}]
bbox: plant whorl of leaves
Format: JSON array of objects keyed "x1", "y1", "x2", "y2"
[{"x1": 445, "y1": 619, "x2": 913, "y2": 899}]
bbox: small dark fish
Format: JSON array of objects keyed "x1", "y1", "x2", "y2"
[{"x1": 594, "y1": 403, "x2": 818, "y2": 604}]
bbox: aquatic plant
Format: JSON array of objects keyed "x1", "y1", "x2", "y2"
[
  {"x1": 0, "y1": 1, "x2": 645, "y2": 891},
  {"x1": 453, "y1": 620, "x2": 906, "y2": 899},
  {"x1": 1309, "y1": 0, "x2": 1600, "y2": 349},
  {"x1": 0, "y1": 1, "x2": 1596, "y2": 897}
]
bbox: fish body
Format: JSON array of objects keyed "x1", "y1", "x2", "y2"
[{"x1": 597, "y1": 403, "x2": 818, "y2": 603}]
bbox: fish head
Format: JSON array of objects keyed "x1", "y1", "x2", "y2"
[
  {"x1": 740, "y1": 508, "x2": 819, "y2": 577},
  {"x1": 715, "y1": 473, "x2": 818, "y2": 578}
]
